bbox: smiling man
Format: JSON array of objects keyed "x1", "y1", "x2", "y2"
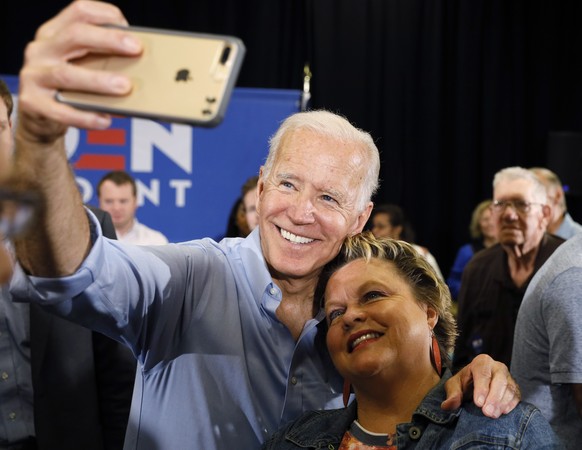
[
  {"x1": 14, "y1": 107, "x2": 384, "y2": 449},
  {"x1": 454, "y1": 166, "x2": 565, "y2": 369},
  {"x1": 10, "y1": 2, "x2": 522, "y2": 449}
]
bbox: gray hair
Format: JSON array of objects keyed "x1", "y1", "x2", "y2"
[
  {"x1": 263, "y1": 110, "x2": 380, "y2": 212},
  {"x1": 493, "y1": 166, "x2": 548, "y2": 203},
  {"x1": 529, "y1": 167, "x2": 567, "y2": 210}
]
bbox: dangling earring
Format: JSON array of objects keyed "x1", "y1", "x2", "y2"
[
  {"x1": 343, "y1": 380, "x2": 351, "y2": 407},
  {"x1": 430, "y1": 330, "x2": 442, "y2": 376}
]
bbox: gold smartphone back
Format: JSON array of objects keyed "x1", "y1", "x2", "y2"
[{"x1": 57, "y1": 26, "x2": 245, "y2": 126}]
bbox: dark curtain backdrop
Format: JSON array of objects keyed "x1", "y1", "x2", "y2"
[{"x1": 2, "y1": 0, "x2": 582, "y2": 273}]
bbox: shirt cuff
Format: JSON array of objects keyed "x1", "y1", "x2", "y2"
[{"x1": 9, "y1": 206, "x2": 106, "y2": 305}]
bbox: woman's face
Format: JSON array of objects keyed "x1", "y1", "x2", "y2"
[
  {"x1": 371, "y1": 212, "x2": 400, "y2": 239},
  {"x1": 479, "y1": 207, "x2": 498, "y2": 240},
  {"x1": 325, "y1": 258, "x2": 437, "y2": 383}
]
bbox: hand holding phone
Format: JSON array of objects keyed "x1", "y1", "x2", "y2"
[{"x1": 56, "y1": 26, "x2": 245, "y2": 127}]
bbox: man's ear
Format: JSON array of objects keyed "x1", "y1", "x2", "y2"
[
  {"x1": 541, "y1": 204, "x2": 552, "y2": 229},
  {"x1": 555, "y1": 187, "x2": 564, "y2": 206},
  {"x1": 350, "y1": 201, "x2": 374, "y2": 235},
  {"x1": 256, "y1": 167, "x2": 265, "y2": 215}
]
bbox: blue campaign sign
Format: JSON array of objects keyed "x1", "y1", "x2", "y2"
[{"x1": 3, "y1": 74, "x2": 301, "y2": 242}]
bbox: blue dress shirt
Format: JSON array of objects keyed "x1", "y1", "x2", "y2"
[
  {"x1": 10, "y1": 211, "x2": 343, "y2": 449},
  {"x1": 0, "y1": 285, "x2": 35, "y2": 446}
]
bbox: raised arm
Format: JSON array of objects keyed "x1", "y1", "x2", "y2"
[{"x1": 12, "y1": 1, "x2": 142, "y2": 276}]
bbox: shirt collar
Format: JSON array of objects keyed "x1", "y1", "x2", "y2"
[
  {"x1": 239, "y1": 227, "x2": 275, "y2": 303},
  {"x1": 412, "y1": 369, "x2": 461, "y2": 425},
  {"x1": 238, "y1": 228, "x2": 327, "y2": 326}
]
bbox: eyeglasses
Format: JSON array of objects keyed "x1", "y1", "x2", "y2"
[
  {"x1": 491, "y1": 199, "x2": 544, "y2": 214},
  {"x1": 0, "y1": 187, "x2": 40, "y2": 239}
]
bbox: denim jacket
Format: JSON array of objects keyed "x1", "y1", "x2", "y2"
[{"x1": 262, "y1": 370, "x2": 562, "y2": 449}]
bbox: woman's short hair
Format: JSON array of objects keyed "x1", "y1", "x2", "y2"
[
  {"x1": 262, "y1": 110, "x2": 380, "y2": 213},
  {"x1": 316, "y1": 231, "x2": 457, "y2": 369},
  {"x1": 469, "y1": 199, "x2": 493, "y2": 240}
]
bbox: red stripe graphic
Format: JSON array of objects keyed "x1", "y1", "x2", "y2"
[
  {"x1": 74, "y1": 154, "x2": 126, "y2": 170},
  {"x1": 87, "y1": 129, "x2": 127, "y2": 145}
]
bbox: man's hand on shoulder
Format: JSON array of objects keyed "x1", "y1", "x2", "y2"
[{"x1": 442, "y1": 354, "x2": 520, "y2": 418}]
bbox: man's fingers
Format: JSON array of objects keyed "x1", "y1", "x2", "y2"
[
  {"x1": 22, "y1": 61, "x2": 132, "y2": 97},
  {"x1": 441, "y1": 366, "x2": 472, "y2": 411},
  {"x1": 36, "y1": 0, "x2": 128, "y2": 41},
  {"x1": 26, "y1": 22, "x2": 142, "y2": 67},
  {"x1": 440, "y1": 391, "x2": 463, "y2": 411},
  {"x1": 499, "y1": 379, "x2": 521, "y2": 415},
  {"x1": 17, "y1": 88, "x2": 111, "y2": 140},
  {"x1": 16, "y1": 1, "x2": 143, "y2": 136},
  {"x1": 18, "y1": 95, "x2": 112, "y2": 136},
  {"x1": 469, "y1": 355, "x2": 496, "y2": 408},
  {"x1": 442, "y1": 354, "x2": 521, "y2": 418},
  {"x1": 470, "y1": 354, "x2": 521, "y2": 418}
]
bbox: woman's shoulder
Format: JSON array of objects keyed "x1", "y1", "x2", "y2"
[
  {"x1": 460, "y1": 399, "x2": 537, "y2": 425},
  {"x1": 454, "y1": 401, "x2": 561, "y2": 447},
  {"x1": 262, "y1": 407, "x2": 353, "y2": 450}
]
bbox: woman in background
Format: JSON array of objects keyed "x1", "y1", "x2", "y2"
[{"x1": 446, "y1": 200, "x2": 498, "y2": 300}]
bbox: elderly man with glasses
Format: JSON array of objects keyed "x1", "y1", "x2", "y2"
[{"x1": 454, "y1": 166, "x2": 565, "y2": 370}]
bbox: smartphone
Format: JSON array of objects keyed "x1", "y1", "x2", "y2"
[{"x1": 56, "y1": 26, "x2": 245, "y2": 127}]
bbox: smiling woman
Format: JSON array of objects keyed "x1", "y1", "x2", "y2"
[{"x1": 262, "y1": 232, "x2": 562, "y2": 449}]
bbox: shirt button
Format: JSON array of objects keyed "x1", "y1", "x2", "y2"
[
  {"x1": 8, "y1": 412, "x2": 16, "y2": 420},
  {"x1": 408, "y1": 426, "x2": 422, "y2": 440},
  {"x1": 1, "y1": 372, "x2": 8, "y2": 380},
  {"x1": 290, "y1": 376, "x2": 298, "y2": 385},
  {"x1": 269, "y1": 287, "x2": 277, "y2": 296}
]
